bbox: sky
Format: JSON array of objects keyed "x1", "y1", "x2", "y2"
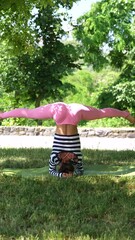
[
  {"x1": 69, "y1": 0, "x2": 98, "y2": 20},
  {"x1": 62, "y1": 0, "x2": 98, "y2": 35},
  {"x1": 33, "y1": 0, "x2": 99, "y2": 41}
]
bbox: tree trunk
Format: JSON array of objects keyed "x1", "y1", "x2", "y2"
[{"x1": 35, "y1": 96, "x2": 43, "y2": 126}]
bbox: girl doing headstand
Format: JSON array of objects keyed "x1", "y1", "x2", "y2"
[{"x1": 0, "y1": 102, "x2": 134, "y2": 178}]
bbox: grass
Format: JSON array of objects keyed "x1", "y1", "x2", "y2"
[{"x1": 0, "y1": 148, "x2": 135, "y2": 240}]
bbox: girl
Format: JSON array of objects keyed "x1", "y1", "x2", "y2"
[{"x1": 0, "y1": 102, "x2": 134, "y2": 177}]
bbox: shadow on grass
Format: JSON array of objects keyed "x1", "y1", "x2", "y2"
[
  {"x1": 0, "y1": 174, "x2": 135, "y2": 239},
  {"x1": 1, "y1": 165, "x2": 135, "y2": 178},
  {"x1": 0, "y1": 148, "x2": 51, "y2": 168},
  {"x1": 1, "y1": 148, "x2": 135, "y2": 169}
]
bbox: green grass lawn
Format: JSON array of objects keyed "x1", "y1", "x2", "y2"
[{"x1": 0, "y1": 148, "x2": 135, "y2": 240}]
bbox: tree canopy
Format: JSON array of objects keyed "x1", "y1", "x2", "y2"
[
  {"x1": 1, "y1": 0, "x2": 135, "y2": 116},
  {"x1": 0, "y1": 0, "x2": 78, "y2": 54},
  {"x1": 1, "y1": 4, "x2": 80, "y2": 111},
  {"x1": 73, "y1": 0, "x2": 135, "y2": 111},
  {"x1": 0, "y1": 0, "x2": 76, "y2": 12},
  {"x1": 74, "y1": 0, "x2": 135, "y2": 70}
]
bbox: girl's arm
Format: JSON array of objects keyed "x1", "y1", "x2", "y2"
[{"x1": 49, "y1": 153, "x2": 62, "y2": 177}]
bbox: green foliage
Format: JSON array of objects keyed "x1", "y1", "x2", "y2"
[
  {"x1": 74, "y1": 0, "x2": 135, "y2": 71},
  {"x1": 89, "y1": 67, "x2": 120, "y2": 106},
  {"x1": 85, "y1": 117, "x2": 132, "y2": 128},
  {"x1": 94, "y1": 66, "x2": 135, "y2": 112},
  {"x1": 0, "y1": 0, "x2": 75, "y2": 12},
  {"x1": 0, "y1": 5, "x2": 80, "y2": 114},
  {"x1": 0, "y1": 0, "x2": 45, "y2": 11},
  {"x1": 1, "y1": 65, "x2": 134, "y2": 127},
  {"x1": 0, "y1": 0, "x2": 77, "y2": 54},
  {"x1": 1, "y1": 0, "x2": 134, "y2": 125},
  {"x1": 0, "y1": 7, "x2": 35, "y2": 54},
  {"x1": 112, "y1": 81, "x2": 135, "y2": 110},
  {"x1": 62, "y1": 68, "x2": 94, "y2": 105}
]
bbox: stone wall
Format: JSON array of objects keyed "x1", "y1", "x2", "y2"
[{"x1": 0, "y1": 126, "x2": 135, "y2": 138}]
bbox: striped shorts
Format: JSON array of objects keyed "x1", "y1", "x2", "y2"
[{"x1": 49, "y1": 133, "x2": 84, "y2": 177}]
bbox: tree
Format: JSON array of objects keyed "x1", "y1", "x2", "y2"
[
  {"x1": 0, "y1": 0, "x2": 78, "y2": 54},
  {"x1": 73, "y1": 0, "x2": 135, "y2": 111},
  {"x1": 1, "y1": 5, "x2": 80, "y2": 114},
  {"x1": 73, "y1": 0, "x2": 135, "y2": 70},
  {"x1": 97, "y1": 57, "x2": 135, "y2": 111},
  {"x1": 0, "y1": 0, "x2": 76, "y2": 12},
  {"x1": 0, "y1": 0, "x2": 49, "y2": 11},
  {"x1": 62, "y1": 69, "x2": 94, "y2": 105}
]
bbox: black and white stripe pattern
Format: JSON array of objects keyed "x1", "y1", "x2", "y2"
[{"x1": 49, "y1": 134, "x2": 84, "y2": 177}]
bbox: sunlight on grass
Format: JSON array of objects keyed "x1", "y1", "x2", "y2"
[
  {"x1": 2, "y1": 167, "x2": 49, "y2": 177},
  {"x1": 1, "y1": 174, "x2": 135, "y2": 240}
]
